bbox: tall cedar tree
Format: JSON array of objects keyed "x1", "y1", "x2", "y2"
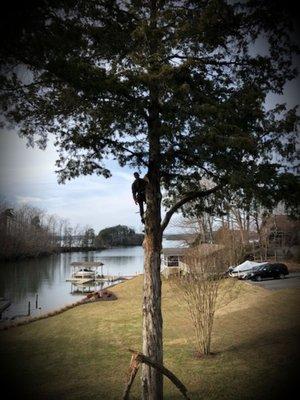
[{"x1": 0, "y1": 1, "x2": 299, "y2": 399}]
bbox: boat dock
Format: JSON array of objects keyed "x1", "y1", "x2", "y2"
[
  {"x1": 67, "y1": 261, "x2": 124, "y2": 294},
  {"x1": 66, "y1": 261, "x2": 137, "y2": 294},
  {"x1": 66, "y1": 275, "x2": 121, "y2": 284},
  {"x1": 66, "y1": 278, "x2": 95, "y2": 284}
]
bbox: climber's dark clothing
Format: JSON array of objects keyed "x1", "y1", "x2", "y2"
[
  {"x1": 132, "y1": 177, "x2": 147, "y2": 201},
  {"x1": 132, "y1": 177, "x2": 147, "y2": 223}
]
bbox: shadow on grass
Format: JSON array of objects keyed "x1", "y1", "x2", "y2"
[{"x1": 220, "y1": 324, "x2": 300, "y2": 354}]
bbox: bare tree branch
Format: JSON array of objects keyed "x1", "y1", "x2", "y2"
[
  {"x1": 123, "y1": 349, "x2": 191, "y2": 400},
  {"x1": 161, "y1": 184, "x2": 224, "y2": 232}
]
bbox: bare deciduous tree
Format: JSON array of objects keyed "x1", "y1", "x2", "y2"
[{"x1": 173, "y1": 245, "x2": 229, "y2": 357}]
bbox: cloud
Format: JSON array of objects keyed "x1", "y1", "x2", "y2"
[
  {"x1": 0, "y1": 127, "x2": 161, "y2": 234},
  {"x1": 0, "y1": 129, "x2": 143, "y2": 231},
  {"x1": 16, "y1": 196, "x2": 43, "y2": 204},
  {"x1": 114, "y1": 171, "x2": 135, "y2": 182}
]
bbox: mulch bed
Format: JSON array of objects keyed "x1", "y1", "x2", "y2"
[{"x1": 85, "y1": 289, "x2": 117, "y2": 302}]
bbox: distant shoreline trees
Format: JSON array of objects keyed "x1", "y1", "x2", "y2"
[
  {"x1": 96, "y1": 225, "x2": 144, "y2": 248},
  {"x1": 0, "y1": 201, "x2": 143, "y2": 262}
]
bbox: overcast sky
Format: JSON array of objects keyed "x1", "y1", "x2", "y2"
[{"x1": 0, "y1": 131, "x2": 148, "y2": 233}]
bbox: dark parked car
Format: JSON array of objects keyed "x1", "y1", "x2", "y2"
[{"x1": 245, "y1": 263, "x2": 289, "y2": 281}]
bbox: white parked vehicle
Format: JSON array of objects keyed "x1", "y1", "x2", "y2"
[{"x1": 228, "y1": 260, "x2": 269, "y2": 279}]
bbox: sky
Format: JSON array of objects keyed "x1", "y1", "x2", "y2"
[{"x1": 0, "y1": 131, "x2": 146, "y2": 233}]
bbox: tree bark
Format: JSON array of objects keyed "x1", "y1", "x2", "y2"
[
  {"x1": 142, "y1": 52, "x2": 163, "y2": 397},
  {"x1": 142, "y1": 171, "x2": 163, "y2": 400}
]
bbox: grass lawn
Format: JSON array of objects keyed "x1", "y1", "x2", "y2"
[{"x1": 0, "y1": 276, "x2": 299, "y2": 400}]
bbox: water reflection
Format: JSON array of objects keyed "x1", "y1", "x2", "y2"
[
  {"x1": 0, "y1": 246, "x2": 144, "y2": 320},
  {"x1": 0, "y1": 256, "x2": 60, "y2": 303}
]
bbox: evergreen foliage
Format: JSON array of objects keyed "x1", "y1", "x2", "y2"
[
  {"x1": 1, "y1": 2, "x2": 299, "y2": 397},
  {"x1": 96, "y1": 224, "x2": 143, "y2": 246},
  {"x1": 0, "y1": 0, "x2": 298, "y2": 218}
]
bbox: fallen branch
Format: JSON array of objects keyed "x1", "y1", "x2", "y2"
[
  {"x1": 122, "y1": 349, "x2": 191, "y2": 400},
  {"x1": 122, "y1": 353, "x2": 141, "y2": 400}
]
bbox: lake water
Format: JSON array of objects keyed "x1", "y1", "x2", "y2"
[
  {"x1": 0, "y1": 246, "x2": 144, "y2": 321},
  {"x1": 0, "y1": 240, "x2": 182, "y2": 321}
]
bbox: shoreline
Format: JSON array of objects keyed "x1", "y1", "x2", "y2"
[
  {"x1": 0, "y1": 247, "x2": 107, "y2": 264},
  {"x1": 0, "y1": 244, "x2": 144, "y2": 264},
  {"x1": 0, "y1": 276, "x2": 138, "y2": 331}
]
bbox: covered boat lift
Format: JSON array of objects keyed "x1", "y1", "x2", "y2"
[{"x1": 68, "y1": 261, "x2": 104, "y2": 283}]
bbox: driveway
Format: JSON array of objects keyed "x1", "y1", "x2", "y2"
[{"x1": 249, "y1": 272, "x2": 300, "y2": 291}]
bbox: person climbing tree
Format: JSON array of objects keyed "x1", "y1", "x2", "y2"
[
  {"x1": 1, "y1": 2, "x2": 299, "y2": 399},
  {"x1": 132, "y1": 172, "x2": 147, "y2": 224}
]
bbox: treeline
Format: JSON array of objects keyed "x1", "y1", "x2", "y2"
[
  {"x1": 97, "y1": 225, "x2": 144, "y2": 247},
  {"x1": 0, "y1": 201, "x2": 143, "y2": 261},
  {"x1": 182, "y1": 193, "x2": 300, "y2": 264},
  {"x1": 0, "y1": 202, "x2": 59, "y2": 260}
]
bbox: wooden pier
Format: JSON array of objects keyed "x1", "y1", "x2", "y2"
[
  {"x1": 66, "y1": 275, "x2": 122, "y2": 284},
  {"x1": 66, "y1": 262, "x2": 137, "y2": 295},
  {"x1": 66, "y1": 278, "x2": 95, "y2": 284}
]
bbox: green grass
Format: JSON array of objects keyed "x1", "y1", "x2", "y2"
[{"x1": 0, "y1": 276, "x2": 299, "y2": 400}]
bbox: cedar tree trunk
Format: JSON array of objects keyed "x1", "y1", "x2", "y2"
[
  {"x1": 142, "y1": 186, "x2": 163, "y2": 399},
  {"x1": 141, "y1": 84, "x2": 163, "y2": 399}
]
